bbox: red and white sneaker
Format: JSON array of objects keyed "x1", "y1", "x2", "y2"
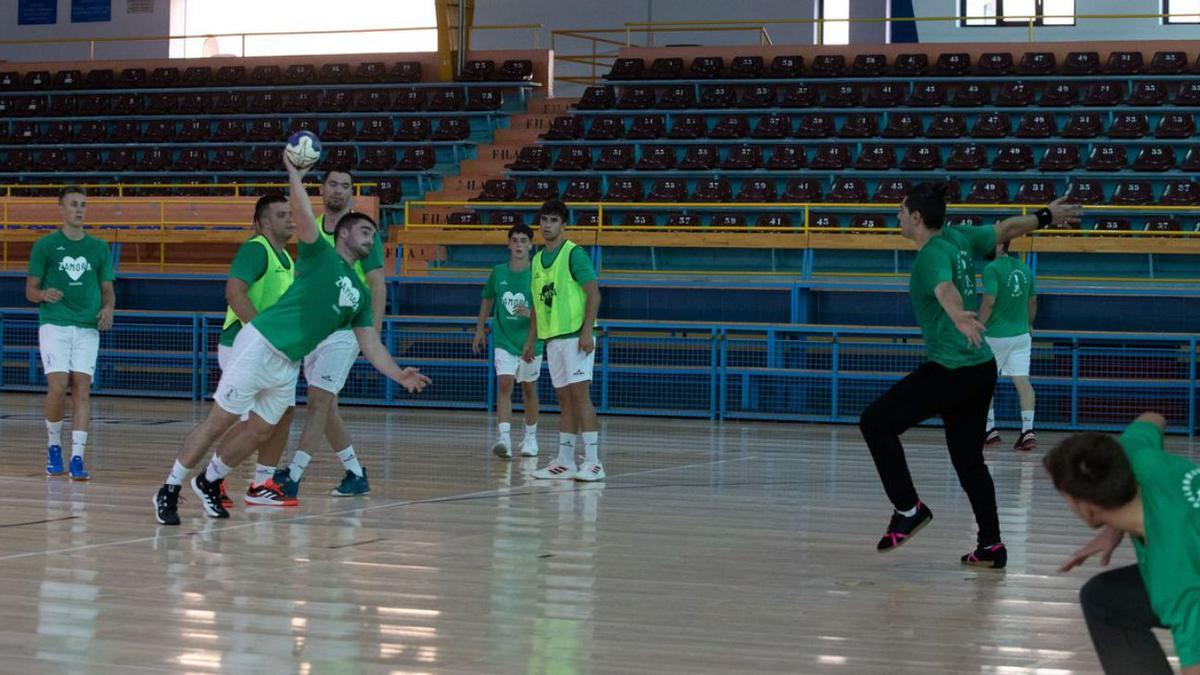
[
  {"x1": 244, "y1": 479, "x2": 299, "y2": 506},
  {"x1": 532, "y1": 461, "x2": 577, "y2": 480},
  {"x1": 574, "y1": 461, "x2": 606, "y2": 482},
  {"x1": 984, "y1": 429, "x2": 1002, "y2": 448},
  {"x1": 219, "y1": 480, "x2": 234, "y2": 509},
  {"x1": 1014, "y1": 430, "x2": 1038, "y2": 452}
]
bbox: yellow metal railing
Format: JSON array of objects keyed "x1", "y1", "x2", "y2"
[
  {"x1": 0, "y1": 23, "x2": 543, "y2": 61},
  {"x1": 553, "y1": 12, "x2": 1199, "y2": 87}
]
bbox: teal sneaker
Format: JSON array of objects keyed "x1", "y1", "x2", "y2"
[
  {"x1": 68, "y1": 455, "x2": 90, "y2": 481},
  {"x1": 46, "y1": 445, "x2": 65, "y2": 476},
  {"x1": 330, "y1": 468, "x2": 369, "y2": 497},
  {"x1": 272, "y1": 468, "x2": 302, "y2": 499}
]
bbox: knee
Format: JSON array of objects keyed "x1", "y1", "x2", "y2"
[
  {"x1": 47, "y1": 382, "x2": 68, "y2": 399},
  {"x1": 306, "y1": 389, "x2": 334, "y2": 413},
  {"x1": 1079, "y1": 573, "x2": 1112, "y2": 616},
  {"x1": 859, "y1": 402, "x2": 884, "y2": 434}
]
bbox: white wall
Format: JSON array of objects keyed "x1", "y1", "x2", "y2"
[
  {"x1": 0, "y1": 0, "x2": 171, "y2": 62},
  {"x1": 911, "y1": 0, "x2": 1200, "y2": 42}
]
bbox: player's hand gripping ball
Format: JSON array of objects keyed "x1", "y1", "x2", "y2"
[{"x1": 284, "y1": 131, "x2": 322, "y2": 169}]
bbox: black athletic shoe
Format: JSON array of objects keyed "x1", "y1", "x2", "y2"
[
  {"x1": 191, "y1": 473, "x2": 230, "y2": 519},
  {"x1": 876, "y1": 501, "x2": 933, "y2": 552},
  {"x1": 984, "y1": 428, "x2": 1002, "y2": 447},
  {"x1": 154, "y1": 484, "x2": 182, "y2": 526},
  {"x1": 962, "y1": 542, "x2": 1008, "y2": 569}
]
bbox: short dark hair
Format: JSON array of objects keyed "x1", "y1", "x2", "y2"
[
  {"x1": 334, "y1": 211, "x2": 378, "y2": 241},
  {"x1": 1043, "y1": 432, "x2": 1138, "y2": 509},
  {"x1": 58, "y1": 185, "x2": 87, "y2": 202},
  {"x1": 253, "y1": 193, "x2": 288, "y2": 227},
  {"x1": 507, "y1": 223, "x2": 534, "y2": 241},
  {"x1": 537, "y1": 199, "x2": 568, "y2": 222},
  {"x1": 321, "y1": 168, "x2": 354, "y2": 185},
  {"x1": 902, "y1": 182, "x2": 950, "y2": 230}
]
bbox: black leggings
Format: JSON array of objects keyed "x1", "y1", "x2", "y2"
[
  {"x1": 859, "y1": 359, "x2": 1000, "y2": 545},
  {"x1": 1080, "y1": 565, "x2": 1173, "y2": 674}
]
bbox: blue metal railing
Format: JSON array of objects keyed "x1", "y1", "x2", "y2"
[{"x1": 1, "y1": 309, "x2": 1194, "y2": 435}]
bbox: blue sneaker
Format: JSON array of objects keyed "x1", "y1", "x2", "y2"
[
  {"x1": 46, "y1": 445, "x2": 65, "y2": 476},
  {"x1": 272, "y1": 468, "x2": 301, "y2": 499},
  {"x1": 68, "y1": 455, "x2": 90, "y2": 481},
  {"x1": 330, "y1": 468, "x2": 369, "y2": 497}
]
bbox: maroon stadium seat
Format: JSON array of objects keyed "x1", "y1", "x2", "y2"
[
  {"x1": 472, "y1": 179, "x2": 518, "y2": 202},
  {"x1": 750, "y1": 113, "x2": 791, "y2": 139},
  {"x1": 925, "y1": 113, "x2": 966, "y2": 138},
  {"x1": 1063, "y1": 52, "x2": 1100, "y2": 75},
  {"x1": 1038, "y1": 144, "x2": 1081, "y2": 171},
  {"x1": 458, "y1": 60, "x2": 495, "y2": 82},
  {"x1": 394, "y1": 118, "x2": 431, "y2": 142},
  {"x1": 991, "y1": 145, "x2": 1034, "y2": 171},
  {"x1": 635, "y1": 145, "x2": 675, "y2": 171},
  {"x1": 851, "y1": 214, "x2": 890, "y2": 232},
  {"x1": 971, "y1": 112, "x2": 1011, "y2": 138},
  {"x1": 584, "y1": 116, "x2": 624, "y2": 141},
  {"x1": 1040, "y1": 82, "x2": 1078, "y2": 107},
  {"x1": 755, "y1": 213, "x2": 793, "y2": 228},
  {"x1": 736, "y1": 178, "x2": 777, "y2": 202},
  {"x1": 594, "y1": 146, "x2": 634, "y2": 170},
  {"x1": 1085, "y1": 144, "x2": 1127, "y2": 171},
  {"x1": 1015, "y1": 180, "x2": 1056, "y2": 203},
  {"x1": 1155, "y1": 113, "x2": 1195, "y2": 139},
  {"x1": 782, "y1": 178, "x2": 822, "y2": 202},
  {"x1": 395, "y1": 147, "x2": 435, "y2": 172},
  {"x1": 810, "y1": 55, "x2": 846, "y2": 78},
  {"x1": 359, "y1": 117, "x2": 393, "y2": 141},
  {"x1": 882, "y1": 113, "x2": 922, "y2": 138},
  {"x1": 838, "y1": 113, "x2": 878, "y2": 138},
  {"x1": 657, "y1": 85, "x2": 695, "y2": 109},
  {"x1": 851, "y1": 54, "x2": 888, "y2": 76},
  {"x1": 996, "y1": 82, "x2": 1035, "y2": 107},
  {"x1": 615, "y1": 85, "x2": 654, "y2": 110},
  {"x1": 934, "y1": 53, "x2": 971, "y2": 76},
  {"x1": 951, "y1": 83, "x2": 991, "y2": 107},
  {"x1": 1109, "y1": 181, "x2": 1154, "y2": 205},
  {"x1": 564, "y1": 178, "x2": 601, "y2": 201},
  {"x1": 391, "y1": 88, "x2": 425, "y2": 112},
  {"x1": 1015, "y1": 112, "x2": 1056, "y2": 138},
  {"x1": 946, "y1": 144, "x2": 987, "y2": 171},
  {"x1": 520, "y1": 179, "x2": 559, "y2": 202},
  {"x1": 729, "y1": 56, "x2": 764, "y2": 78},
  {"x1": 606, "y1": 58, "x2": 644, "y2": 81},
  {"x1": 1017, "y1": 52, "x2": 1056, "y2": 75},
  {"x1": 1145, "y1": 217, "x2": 1181, "y2": 233},
  {"x1": 709, "y1": 115, "x2": 750, "y2": 139},
  {"x1": 975, "y1": 52, "x2": 1014, "y2": 76},
  {"x1": 738, "y1": 84, "x2": 777, "y2": 108},
  {"x1": 1093, "y1": 217, "x2": 1133, "y2": 233},
  {"x1": 1082, "y1": 81, "x2": 1124, "y2": 107},
  {"x1": 1160, "y1": 180, "x2": 1200, "y2": 205},
  {"x1": 769, "y1": 55, "x2": 804, "y2": 77},
  {"x1": 793, "y1": 113, "x2": 835, "y2": 138},
  {"x1": 649, "y1": 57, "x2": 684, "y2": 79},
  {"x1": 678, "y1": 145, "x2": 719, "y2": 170},
  {"x1": 626, "y1": 114, "x2": 665, "y2": 139},
  {"x1": 874, "y1": 179, "x2": 911, "y2": 202},
  {"x1": 893, "y1": 53, "x2": 929, "y2": 76},
  {"x1": 390, "y1": 61, "x2": 422, "y2": 83},
  {"x1": 763, "y1": 145, "x2": 805, "y2": 170},
  {"x1": 1129, "y1": 81, "x2": 1169, "y2": 107},
  {"x1": 666, "y1": 115, "x2": 706, "y2": 139},
  {"x1": 699, "y1": 84, "x2": 737, "y2": 108},
  {"x1": 827, "y1": 178, "x2": 868, "y2": 203},
  {"x1": 506, "y1": 146, "x2": 550, "y2": 171},
  {"x1": 552, "y1": 147, "x2": 591, "y2": 172},
  {"x1": 854, "y1": 143, "x2": 897, "y2": 170},
  {"x1": 692, "y1": 178, "x2": 732, "y2": 202},
  {"x1": 1061, "y1": 112, "x2": 1103, "y2": 138},
  {"x1": 1107, "y1": 113, "x2": 1149, "y2": 139},
  {"x1": 823, "y1": 83, "x2": 862, "y2": 107},
  {"x1": 426, "y1": 88, "x2": 462, "y2": 112},
  {"x1": 465, "y1": 88, "x2": 503, "y2": 111},
  {"x1": 1131, "y1": 145, "x2": 1175, "y2": 172},
  {"x1": 900, "y1": 145, "x2": 940, "y2": 170},
  {"x1": 865, "y1": 83, "x2": 905, "y2": 107},
  {"x1": 542, "y1": 116, "x2": 584, "y2": 140},
  {"x1": 908, "y1": 82, "x2": 947, "y2": 107},
  {"x1": 647, "y1": 178, "x2": 688, "y2": 202},
  {"x1": 965, "y1": 180, "x2": 1009, "y2": 204},
  {"x1": 1064, "y1": 180, "x2": 1106, "y2": 204},
  {"x1": 810, "y1": 144, "x2": 851, "y2": 170},
  {"x1": 721, "y1": 144, "x2": 763, "y2": 170},
  {"x1": 498, "y1": 59, "x2": 533, "y2": 82},
  {"x1": 780, "y1": 83, "x2": 818, "y2": 108},
  {"x1": 1103, "y1": 51, "x2": 1143, "y2": 74},
  {"x1": 1150, "y1": 51, "x2": 1188, "y2": 74}
]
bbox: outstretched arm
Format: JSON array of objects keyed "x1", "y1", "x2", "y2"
[
  {"x1": 284, "y1": 155, "x2": 318, "y2": 244},
  {"x1": 353, "y1": 326, "x2": 431, "y2": 393},
  {"x1": 1135, "y1": 411, "x2": 1167, "y2": 432},
  {"x1": 993, "y1": 198, "x2": 1083, "y2": 244}
]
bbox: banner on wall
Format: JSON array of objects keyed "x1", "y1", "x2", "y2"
[
  {"x1": 18, "y1": 0, "x2": 58, "y2": 25},
  {"x1": 71, "y1": 0, "x2": 112, "y2": 23}
]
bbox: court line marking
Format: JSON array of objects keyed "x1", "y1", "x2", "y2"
[{"x1": 0, "y1": 455, "x2": 756, "y2": 562}]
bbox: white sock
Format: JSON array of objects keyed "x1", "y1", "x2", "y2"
[
  {"x1": 897, "y1": 504, "x2": 919, "y2": 518},
  {"x1": 556, "y1": 433, "x2": 577, "y2": 466},
  {"x1": 524, "y1": 422, "x2": 538, "y2": 441},
  {"x1": 165, "y1": 460, "x2": 189, "y2": 486},
  {"x1": 581, "y1": 431, "x2": 599, "y2": 463},
  {"x1": 204, "y1": 455, "x2": 233, "y2": 482},
  {"x1": 254, "y1": 464, "x2": 275, "y2": 485},
  {"x1": 498, "y1": 422, "x2": 511, "y2": 444},
  {"x1": 71, "y1": 430, "x2": 88, "y2": 459},
  {"x1": 337, "y1": 446, "x2": 364, "y2": 477},
  {"x1": 288, "y1": 450, "x2": 312, "y2": 482},
  {"x1": 46, "y1": 420, "x2": 63, "y2": 447},
  {"x1": 1021, "y1": 410, "x2": 1035, "y2": 433},
  {"x1": 986, "y1": 408, "x2": 996, "y2": 430}
]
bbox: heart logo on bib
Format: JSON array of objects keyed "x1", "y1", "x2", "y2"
[
  {"x1": 336, "y1": 276, "x2": 360, "y2": 308},
  {"x1": 501, "y1": 291, "x2": 527, "y2": 316},
  {"x1": 59, "y1": 256, "x2": 90, "y2": 281}
]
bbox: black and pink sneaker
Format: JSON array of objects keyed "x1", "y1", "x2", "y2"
[
  {"x1": 876, "y1": 501, "x2": 933, "y2": 552},
  {"x1": 1013, "y1": 430, "x2": 1037, "y2": 452},
  {"x1": 962, "y1": 542, "x2": 1007, "y2": 569}
]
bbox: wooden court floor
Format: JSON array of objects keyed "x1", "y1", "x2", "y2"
[{"x1": 0, "y1": 392, "x2": 1191, "y2": 674}]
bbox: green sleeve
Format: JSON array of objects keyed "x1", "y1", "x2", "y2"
[
  {"x1": 361, "y1": 233, "x2": 385, "y2": 274},
  {"x1": 228, "y1": 242, "x2": 268, "y2": 285},
  {"x1": 27, "y1": 237, "x2": 46, "y2": 278},
  {"x1": 1118, "y1": 420, "x2": 1165, "y2": 455},
  {"x1": 915, "y1": 248, "x2": 953, "y2": 288},
  {"x1": 298, "y1": 238, "x2": 327, "y2": 261},
  {"x1": 1172, "y1": 595, "x2": 1200, "y2": 667},
  {"x1": 569, "y1": 246, "x2": 597, "y2": 285},
  {"x1": 982, "y1": 264, "x2": 999, "y2": 297},
  {"x1": 352, "y1": 300, "x2": 374, "y2": 329},
  {"x1": 971, "y1": 224, "x2": 998, "y2": 258},
  {"x1": 481, "y1": 268, "x2": 497, "y2": 300}
]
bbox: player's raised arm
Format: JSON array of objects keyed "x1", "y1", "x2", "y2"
[
  {"x1": 353, "y1": 326, "x2": 431, "y2": 393},
  {"x1": 284, "y1": 156, "x2": 318, "y2": 244}
]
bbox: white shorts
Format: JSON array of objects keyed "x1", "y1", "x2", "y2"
[
  {"x1": 39, "y1": 324, "x2": 100, "y2": 377},
  {"x1": 213, "y1": 325, "x2": 300, "y2": 426},
  {"x1": 546, "y1": 336, "x2": 595, "y2": 389},
  {"x1": 495, "y1": 349, "x2": 542, "y2": 383},
  {"x1": 303, "y1": 329, "x2": 359, "y2": 394},
  {"x1": 986, "y1": 333, "x2": 1032, "y2": 377},
  {"x1": 217, "y1": 344, "x2": 233, "y2": 372}
]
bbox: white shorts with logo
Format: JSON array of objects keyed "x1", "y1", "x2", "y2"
[
  {"x1": 303, "y1": 329, "x2": 359, "y2": 394},
  {"x1": 546, "y1": 336, "x2": 595, "y2": 389},
  {"x1": 494, "y1": 349, "x2": 542, "y2": 383},
  {"x1": 213, "y1": 324, "x2": 300, "y2": 425},
  {"x1": 217, "y1": 344, "x2": 234, "y2": 372},
  {"x1": 39, "y1": 324, "x2": 100, "y2": 377},
  {"x1": 986, "y1": 333, "x2": 1032, "y2": 377}
]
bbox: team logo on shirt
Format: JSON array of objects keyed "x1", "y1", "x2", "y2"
[
  {"x1": 1007, "y1": 270, "x2": 1028, "y2": 298},
  {"x1": 58, "y1": 256, "x2": 91, "y2": 282},
  {"x1": 540, "y1": 282, "x2": 556, "y2": 308},
  {"x1": 1183, "y1": 468, "x2": 1200, "y2": 509},
  {"x1": 501, "y1": 291, "x2": 528, "y2": 317},
  {"x1": 335, "y1": 276, "x2": 360, "y2": 310}
]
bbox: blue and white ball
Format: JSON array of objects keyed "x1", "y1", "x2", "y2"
[{"x1": 284, "y1": 131, "x2": 322, "y2": 169}]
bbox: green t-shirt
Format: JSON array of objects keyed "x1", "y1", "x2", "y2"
[
  {"x1": 910, "y1": 225, "x2": 996, "y2": 369},
  {"x1": 482, "y1": 262, "x2": 543, "y2": 357},
  {"x1": 316, "y1": 213, "x2": 384, "y2": 284},
  {"x1": 1119, "y1": 420, "x2": 1200, "y2": 667},
  {"x1": 536, "y1": 244, "x2": 597, "y2": 341},
  {"x1": 27, "y1": 230, "x2": 115, "y2": 329},
  {"x1": 251, "y1": 236, "x2": 373, "y2": 361},
  {"x1": 983, "y1": 256, "x2": 1035, "y2": 339},
  {"x1": 219, "y1": 239, "x2": 294, "y2": 347}
]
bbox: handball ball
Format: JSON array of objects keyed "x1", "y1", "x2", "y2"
[{"x1": 285, "y1": 131, "x2": 322, "y2": 169}]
